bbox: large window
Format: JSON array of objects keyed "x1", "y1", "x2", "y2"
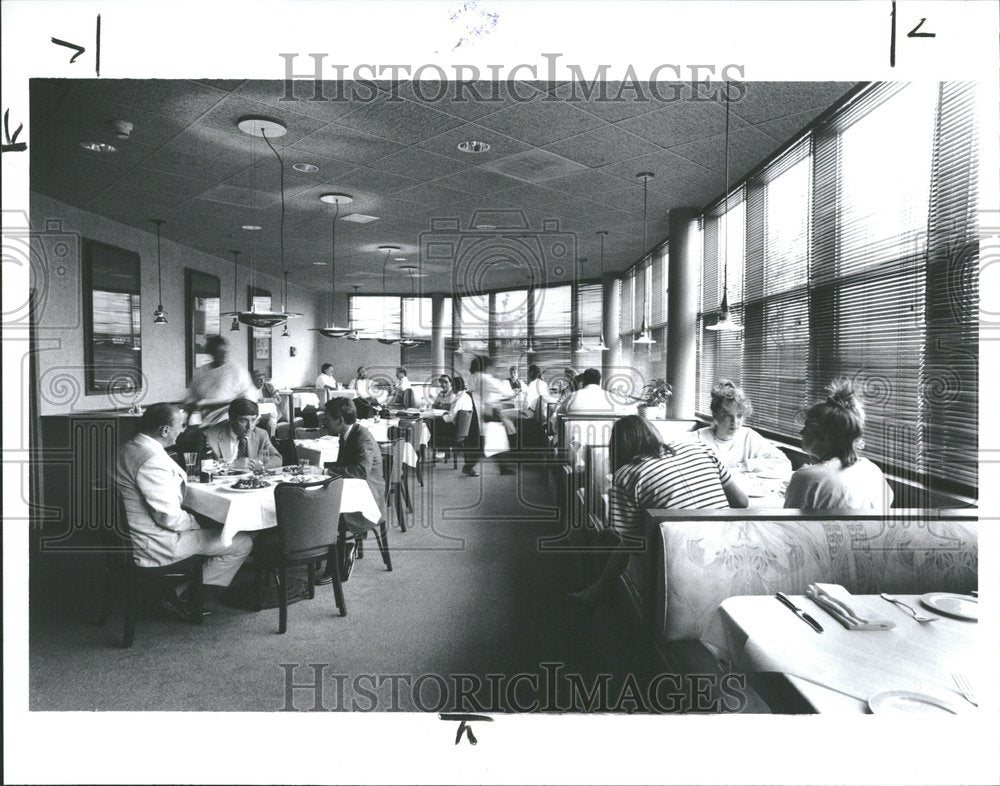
[
  {"x1": 82, "y1": 239, "x2": 142, "y2": 394},
  {"x1": 695, "y1": 81, "x2": 979, "y2": 493},
  {"x1": 619, "y1": 249, "x2": 667, "y2": 396}
]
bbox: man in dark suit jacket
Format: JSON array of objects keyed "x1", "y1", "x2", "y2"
[{"x1": 316, "y1": 397, "x2": 387, "y2": 583}]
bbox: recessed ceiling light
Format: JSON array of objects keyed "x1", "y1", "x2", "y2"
[
  {"x1": 237, "y1": 116, "x2": 288, "y2": 138},
  {"x1": 476, "y1": 224, "x2": 496, "y2": 230},
  {"x1": 394, "y1": 257, "x2": 407, "y2": 262},
  {"x1": 320, "y1": 192, "x2": 354, "y2": 205},
  {"x1": 79, "y1": 141, "x2": 116, "y2": 153},
  {"x1": 458, "y1": 140, "x2": 491, "y2": 154},
  {"x1": 292, "y1": 162, "x2": 319, "y2": 173},
  {"x1": 242, "y1": 225, "x2": 262, "y2": 231},
  {"x1": 312, "y1": 261, "x2": 328, "y2": 266}
]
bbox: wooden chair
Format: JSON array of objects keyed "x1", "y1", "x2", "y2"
[
  {"x1": 95, "y1": 489, "x2": 205, "y2": 648},
  {"x1": 385, "y1": 430, "x2": 412, "y2": 526},
  {"x1": 396, "y1": 419, "x2": 424, "y2": 487},
  {"x1": 451, "y1": 410, "x2": 473, "y2": 469},
  {"x1": 253, "y1": 477, "x2": 348, "y2": 634}
]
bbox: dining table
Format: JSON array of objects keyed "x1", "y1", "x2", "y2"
[
  {"x1": 702, "y1": 592, "x2": 980, "y2": 713},
  {"x1": 293, "y1": 417, "x2": 428, "y2": 469},
  {"x1": 183, "y1": 472, "x2": 383, "y2": 547}
]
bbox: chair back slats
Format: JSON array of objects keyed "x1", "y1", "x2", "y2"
[
  {"x1": 274, "y1": 478, "x2": 344, "y2": 554},
  {"x1": 455, "y1": 410, "x2": 472, "y2": 441}
]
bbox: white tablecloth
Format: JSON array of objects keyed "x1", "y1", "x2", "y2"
[
  {"x1": 257, "y1": 402, "x2": 278, "y2": 417},
  {"x1": 184, "y1": 476, "x2": 382, "y2": 546},
  {"x1": 295, "y1": 434, "x2": 419, "y2": 468},
  {"x1": 704, "y1": 593, "x2": 979, "y2": 713},
  {"x1": 292, "y1": 391, "x2": 320, "y2": 410}
]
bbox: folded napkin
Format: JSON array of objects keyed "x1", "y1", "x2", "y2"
[{"x1": 806, "y1": 583, "x2": 896, "y2": 631}]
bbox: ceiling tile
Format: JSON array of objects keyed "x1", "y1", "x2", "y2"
[
  {"x1": 752, "y1": 108, "x2": 828, "y2": 142},
  {"x1": 544, "y1": 170, "x2": 631, "y2": 199},
  {"x1": 195, "y1": 94, "x2": 328, "y2": 146},
  {"x1": 392, "y1": 182, "x2": 470, "y2": 207},
  {"x1": 542, "y1": 124, "x2": 661, "y2": 168},
  {"x1": 233, "y1": 80, "x2": 367, "y2": 123},
  {"x1": 72, "y1": 79, "x2": 230, "y2": 122},
  {"x1": 597, "y1": 148, "x2": 706, "y2": 186},
  {"x1": 198, "y1": 184, "x2": 281, "y2": 209},
  {"x1": 415, "y1": 122, "x2": 533, "y2": 163},
  {"x1": 333, "y1": 95, "x2": 465, "y2": 144},
  {"x1": 475, "y1": 98, "x2": 606, "y2": 146},
  {"x1": 369, "y1": 148, "x2": 471, "y2": 181},
  {"x1": 142, "y1": 149, "x2": 247, "y2": 182},
  {"x1": 727, "y1": 82, "x2": 858, "y2": 125},
  {"x1": 429, "y1": 167, "x2": 524, "y2": 196},
  {"x1": 393, "y1": 80, "x2": 537, "y2": 122},
  {"x1": 669, "y1": 126, "x2": 780, "y2": 176},
  {"x1": 291, "y1": 124, "x2": 406, "y2": 164},
  {"x1": 320, "y1": 166, "x2": 423, "y2": 196},
  {"x1": 616, "y1": 99, "x2": 748, "y2": 148}
]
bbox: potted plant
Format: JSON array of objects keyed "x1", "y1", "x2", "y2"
[{"x1": 639, "y1": 379, "x2": 672, "y2": 419}]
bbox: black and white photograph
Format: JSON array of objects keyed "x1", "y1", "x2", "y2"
[{"x1": 3, "y1": 1, "x2": 997, "y2": 784}]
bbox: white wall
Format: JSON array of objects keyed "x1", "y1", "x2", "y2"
[{"x1": 30, "y1": 192, "x2": 326, "y2": 415}]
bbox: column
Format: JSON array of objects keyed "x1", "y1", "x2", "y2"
[
  {"x1": 430, "y1": 293, "x2": 446, "y2": 376},
  {"x1": 666, "y1": 208, "x2": 699, "y2": 419},
  {"x1": 601, "y1": 272, "x2": 621, "y2": 384}
]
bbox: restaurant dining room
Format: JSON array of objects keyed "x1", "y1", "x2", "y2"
[{"x1": 20, "y1": 75, "x2": 987, "y2": 720}]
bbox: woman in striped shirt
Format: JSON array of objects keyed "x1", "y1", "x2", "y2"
[{"x1": 569, "y1": 415, "x2": 747, "y2": 606}]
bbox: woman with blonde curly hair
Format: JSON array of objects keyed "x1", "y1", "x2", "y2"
[
  {"x1": 784, "y1": 379, "x2": 893, "y2": 511},
  {"x1": 696, "y1": 379, "x2": 791, "y2": 477}
]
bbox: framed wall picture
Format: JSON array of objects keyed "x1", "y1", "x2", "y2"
[
  {"x1": 247, "y1": 285, "x2": 272, "y2": 378},
  {"x1": 82, "y1": 239, "x2": 142, "y2": 395},
  {"x1": 185, "y1": 269, "x2": 221, "y2": 384}
]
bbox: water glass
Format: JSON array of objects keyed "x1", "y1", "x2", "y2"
[
  {"x1": 183, "y1": 452, "x2": 199, "y2": 481},
  {"x1": 298, "y1": 459, "x2": 311, "y2": 476}
]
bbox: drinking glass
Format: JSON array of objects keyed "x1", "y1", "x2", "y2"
[
  {"x1": 183, "y1": 452, "x2": 199, "y2": 481},
  {"x1": 298, "y1": 459, "x2": 311, "y2": 476}
]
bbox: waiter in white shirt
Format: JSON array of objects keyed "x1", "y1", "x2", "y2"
[{"x1": 186, "y1": 336, "x2": 256, "y2": 427}]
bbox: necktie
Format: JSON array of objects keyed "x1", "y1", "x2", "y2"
[
  {"x1": 338, "y1": 434, "x2": 347, "y2": 458},
  {"x1": 237, "y1": 436, "x2": 249, "y2": 459}
]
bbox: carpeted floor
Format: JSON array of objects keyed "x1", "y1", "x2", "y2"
[{"x1": 29, "y1": 459, "x2": 642, "y2": 712}]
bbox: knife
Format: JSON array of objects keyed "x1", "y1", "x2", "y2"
[{"x1": 775, "y1": 592, "x2": 824, "y2": 633}]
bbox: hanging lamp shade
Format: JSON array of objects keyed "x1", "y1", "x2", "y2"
[
  {"x1": 150, "y1": 219, "x2": 167, "y2": 324},
  {"x1": 312, "y1": 193, "x2": 354, "y2": 337},
  {"x1": 222, "y1": 117, "x2": 301, "y2": 329},
  {"x1": 634, "y1": 173, "x2": 656, "y2": 345},
  {"x1": 707, "y1": 85, "x2": 743, "y2": 333},
  {"x1": 227, "y1": 250, "x2": 241, "y2": 332},
  {"x1": 595, "y1": 229, "x2": 610, "y2": 351}
]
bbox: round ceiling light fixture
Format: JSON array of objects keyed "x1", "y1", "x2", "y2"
[
  {"x1": 320, "y1": 193, "x2": 354, "y2": 206},
  {"x1": 377, "y1": 245, "x2": 402, "y2": 253},
  {"x1": 79, "y1": 141, "x2": 116, "y2": 153},
  {"x1": 457, "y1": 140, "x2": 491, "y2": 154},
  {"x1": 237, "y1": 116, "x2": 288, "y2": 139},
  {"x1": 292, "y1": 162, "x2": 319, "y2": 173},
  {"x1": 241, "y1": 225, "x2": 262, "y2": 231},
  {"x1": 475, "y1": 224, "x2": 496, "y2": 230}
]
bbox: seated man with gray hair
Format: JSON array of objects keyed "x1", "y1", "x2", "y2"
[
  {"x1": 116, "y1": 402, "x2": 254, "y2": 620},
  {"x1": 201, "y1": 398, "x2": 283, "y2": 469}
]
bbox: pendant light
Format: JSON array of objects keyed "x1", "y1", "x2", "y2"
[
  {"x1": 573, "y1": 256, "x2": 589, "y2": 354},
  {"x1": 281, "y1": 272, "x2": 291, "y2": 337},
  {"x1": 398, "y1": 266, "x2": 423, "y2": 348},
  {"x1": 229, "y1": 250, "x2": 241, "y2": 332},
  {"x1": 593, "y1": 230, "x2": 610, "y2": 351},
  {"x1": 222, "y1": 116, "x2": 301, "y2": 329},
  {"x1": 706, "y1": 84, "x2": 743, "y2": 333},
  {"x1": 311, "y1": 193, "x2": 355, "y2": 338},
  {"x1": 633, "y1": 172, "x2": 656, "y2": 345},
  {"x1": 376, "y1": 245, "x2": 402, "y2": 345},
  {"x1": 150, "y1": 219, "x2": 167, "y2": 325}
]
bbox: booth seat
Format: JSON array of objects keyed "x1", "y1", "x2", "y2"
[{"x1": 624, "y1": 509, "x2": 978, "y2": 672}]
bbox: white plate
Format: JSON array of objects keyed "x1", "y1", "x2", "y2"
[
  {"x1": 222, "y1": 481, "x2": 273, "y2": 493},
  {"x1": 921, "y1": 592, "x2": 978, "y2": 621},
  {"x1": 211, "y1": 468, "x2": 251, "y2": 478},
  {"x1": 868, "y1": 690, "x2": 959, "y2": 715}
]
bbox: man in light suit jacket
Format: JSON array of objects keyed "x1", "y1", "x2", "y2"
[
  {"x1": 316, "y1": 397, "x2": 387, "y2": 584},
  {"x1": 201, "y1": 398, "x2": 283, "y2": 469},
  {"x1": 116, "y1": 403, "x2": 253, "y2": 620}
]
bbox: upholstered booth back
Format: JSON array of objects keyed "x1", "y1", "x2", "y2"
[{"x1": 629, "y1": 509, "x2": 978, "y2": 644}]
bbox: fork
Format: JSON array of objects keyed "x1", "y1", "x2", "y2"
[
  {"x1": 952, "y1": 672, "x2": 978, "y2": 707},
  {"x1": 879, "y1": 592, "x2": 939, "y2": 623}
]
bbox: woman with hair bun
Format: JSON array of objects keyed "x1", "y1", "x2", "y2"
[
  {"x1": 696, "y1": 379, "x2": 791, "y2": 477},
  {"x1": 784, "y1": 379, "x2": 893, "y2": 511}
]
